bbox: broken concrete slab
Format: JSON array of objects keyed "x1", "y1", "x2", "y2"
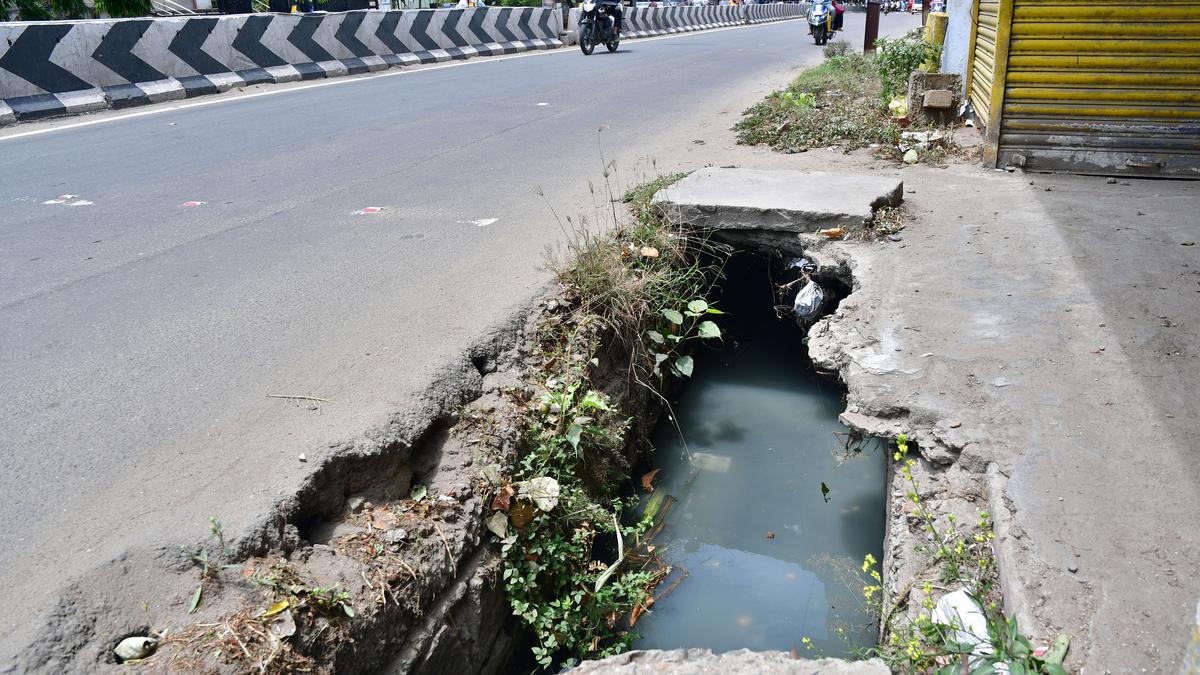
[
  {"x1": 569, "y1": 650, "x2": 890, "y2": 674},
  {"x1": 652, "y1": 167, "x2": 903, "y2": 233}
]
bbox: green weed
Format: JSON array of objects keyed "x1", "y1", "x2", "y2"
[
  {"x1": 860, "y1": 435, "x2": 1070, "y2": 673},
  {"x1": 494, "y1": 175, "x2": 730, "y2": 668}
]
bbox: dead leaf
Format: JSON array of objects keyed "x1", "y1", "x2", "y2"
[
  {"x1": 486, "y1": 511, "x2": 508, "y2": 539},
  {"x1": 818, "y1": 227, "x2": 847, "y2": 239},
  {"x1": 639, "y1": 246, "x2": 660, "y2": 258},
  {"x1": 630, "y1": 604, "x2": 646, "y2": 627},
  {"x1": 790, "y1": 644, "x2": 801, "y2": 660},
  {"x1": 765, "y1": 531, "x2": 776, "y2": 540},
  {"x1": 509, "y1": 501, "x2": 536, "y2": 529},
  {"x1": 491, "y1": 485, "x2": 516, "y2": 512},
  {"x1": 641, "y1": 468, "x2": 661, "y2": 493}
]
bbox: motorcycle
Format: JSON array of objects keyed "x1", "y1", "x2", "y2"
[
  {"x1": 578, "y1": 1, "x2": 620, "y2": 55},
  {"x1": 806, "y1": 0, "x2": 835, "y2": 45}
]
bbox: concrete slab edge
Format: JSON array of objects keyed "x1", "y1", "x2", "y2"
[
  {"x1": 0, "y1": 40, "x2": 563, "y2": 128},
  {"x1": 985, "y1": 463, "x2": 1042, "y2": 637}
]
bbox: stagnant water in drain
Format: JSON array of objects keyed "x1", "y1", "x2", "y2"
[{"x1": 631, "y1": 256, "x2": 885, "y2": 658}]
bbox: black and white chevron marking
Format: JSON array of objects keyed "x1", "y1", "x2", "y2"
[
  {"x1": 0, "y1": 8, "x2": 563, "y2": 125},
  {"x1": 621, "y1": 5, "x2": 748, "y2": 39}
]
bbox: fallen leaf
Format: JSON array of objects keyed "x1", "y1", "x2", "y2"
[
  {"x1": 410, "y1": 484, "x2": 428, "y2": 501},
  {"x1": 641, "y1": 468, "x2": 661, "y2": 493},
  {"x1": 765, "y1": 531, "x2": 776, "y2": 540},
  {"x1": 509, "y1": 501, "x2": 536, "y2": 528},
  {"x1": 486, "y1": 511, "x2": 509, "y2": 539},
  {"x1": 188, "y1": 585, "x2": 203, "y2": 614},
  {"x1": 491, "y1": 485, "x2": 516, "y2": 511},
  {"x1": 480, "y1": 463, "x2": 503, "y2": 486},
  {"x1": 629, "y1": 598, "x2": 654, "y2": 627},
  {"x1": 639, "y1": 246, "x2": 660, "y2": 258},
  {"x1": 818, "y1": 227, "x2": 847, "y2": 239},
  {"x1": 821, "y1": 481, "x2": 831, "y2": 503},
  {"x1": 790, "y1": 645, "x2": 801, "y2": 660},
  {"x1": 371, "y1": 508, "x2": 397, "y2": 530},
  {"x1": 519, "y1": 476, "x2": 560, "y2": 512},
  {"x1": 262, "y1": 600, "x2": 290, "y2": 617}
]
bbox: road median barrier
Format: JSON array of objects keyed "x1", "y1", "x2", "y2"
[
  {"x1": 564, "y1": 2, "x2": 807, "y2": 45},
  {"x1": 0, "y1": 7, "x2": 562, "y2": 125}
]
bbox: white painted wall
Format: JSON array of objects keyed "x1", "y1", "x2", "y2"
[{"x1": 940, "y1": 0, "x2": 970, "y2": 92}]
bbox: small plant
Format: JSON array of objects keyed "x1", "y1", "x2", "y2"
[
  {"x1": 646, "y1": 299, "x2": 723, "y2": 379},
  {"x1": 249, "y1": 562, "x2": 357, "y2": 619},
  {"x1": 860, "y1": 435, "x2": 1069, "y2": 673},
  {"x1": 182, "y1": 516, "x2": 236, "y2": 614},
  {"x1": 493, "y1": 174, "x2": 728, "y2": 668},
  {"x1": 307, "y1": 585, "x2": 357, "y2": 618},
  {"x1": 875, "y1": 32, "x2": 942, "y2": 100},
  {"x1": 823, "y1": 39, "x2": 852, "y2": 59}
]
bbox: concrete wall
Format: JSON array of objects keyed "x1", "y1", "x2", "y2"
[
  {"x1": 0, "y1": 7, "x2": 561, "y2": 120},
  {"x1": 940, "y1": 0, "x2": 970, "y2": 92}
]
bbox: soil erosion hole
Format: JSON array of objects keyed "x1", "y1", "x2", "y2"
[{"x1": 631, "y1": 251, "x2": 885, "y2": 658}]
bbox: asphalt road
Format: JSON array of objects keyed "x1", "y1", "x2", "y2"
[{"x1": 0, "y1": 11, "x2": 920, "y2": 661}]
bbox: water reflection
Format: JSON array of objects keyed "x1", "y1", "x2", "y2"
[{"x1": 632, "y1": 301, "x2": 885, "y2": 658}]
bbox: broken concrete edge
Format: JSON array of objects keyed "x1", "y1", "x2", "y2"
[
  {"x1": 569, "y1": 649, "x2": 890, "y2": 673},
  {"x1": 18, "y1": 290, "x2": 547, "y2": 673},
  {"x1": 799, "y1": 234, "x2": 1058, "y2": 652}
]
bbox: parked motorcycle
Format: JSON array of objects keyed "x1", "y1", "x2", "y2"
[
  {"x1": 578, "y1": 1, "x2": 620, "y2": 55},
  {"x1": 806, "y1": 0, "x2": 834, "y2": 45}
]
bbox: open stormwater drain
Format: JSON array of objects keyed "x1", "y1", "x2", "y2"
[{"x1": 630, "y1": 252, "x2": 886, "y2": 658}]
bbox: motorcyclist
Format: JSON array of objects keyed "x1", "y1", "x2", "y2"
[
  {"x1": 600, "y1": 0, "x2": 623, "y2": 37},
  {"x1": 813, "y1": 0, "x2": 844, "y2": 30}
]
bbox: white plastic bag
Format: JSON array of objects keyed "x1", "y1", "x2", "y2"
[
  {"x1": 932, "y1": 589, "x2": 1004, "y2": 672},
  {"x1": 793, "y1": 279, "x2": 825, "y2": 319}
]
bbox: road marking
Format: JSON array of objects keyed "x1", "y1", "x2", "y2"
[
  {"x1": 43, "y1": 194, "x2": 93, "y2": 206},
  {"x1": 0, "y1": 20, "x2": 803, "y2": 144}
]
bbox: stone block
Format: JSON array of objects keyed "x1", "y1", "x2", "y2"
[
  {"x1": 923, "y1": 88, "x2": 954, "y2": 109},
  {"x1": 652, "y1": 167, "x2": 903, "y2": 233}
]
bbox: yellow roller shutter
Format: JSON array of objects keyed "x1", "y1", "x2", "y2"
[
  {"x1": 997, "y1": 0, "x2": 1200, "y2": 177},
  {"x1": 967, "y1": 0, "x2": 1003, "y2": 126}
]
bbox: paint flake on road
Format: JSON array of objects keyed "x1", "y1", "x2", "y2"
[{"x1": 43, "y1": 194, "x2": 93, "y2": 206}]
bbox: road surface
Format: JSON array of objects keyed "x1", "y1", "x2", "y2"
[{"x1": 0, "y1": 11, "x2": 921, "y2": 662}]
